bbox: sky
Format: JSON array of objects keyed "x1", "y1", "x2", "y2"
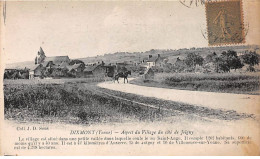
[{"x1": 2, "y1": 0, "x2": 260, "y2": 64}]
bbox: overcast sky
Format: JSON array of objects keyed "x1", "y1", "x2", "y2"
[{"x1": 3, "y1": 1, "x2": 260, "y2": 64}]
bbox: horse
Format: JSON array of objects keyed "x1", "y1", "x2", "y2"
[{"x1": 114, "y1": 70, "x2": 131, "y2": 83}]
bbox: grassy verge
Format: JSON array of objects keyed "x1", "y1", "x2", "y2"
[
  {"x1": 4, "y1": 78, "x2": 170, "y2": 124},
  {"x1": 4, "y1": 76, "x2": 255, "y2": 125},
  {"x1": 130, "y1": 73, "x2": 260, "y2": 94},
  {"x1": 3, "y1": 77, "x2": 110, "y2": 85}
]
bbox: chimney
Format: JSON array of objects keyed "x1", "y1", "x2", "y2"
[
  {"x1": 158, "y1": 54, "x2": 160, "y2": 58},
  {"x1": 149, "y1": 55, "x2": 152, "y2": 59}
]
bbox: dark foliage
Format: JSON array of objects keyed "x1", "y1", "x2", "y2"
[
  {"x1": 184, "y1": 53, "x2": 204, "y2": 68},
  {"x1": 220, "y1": 50, "x2": 244, "y2": 72},
  {"x1": 69, "y1": 59, "x2": 85, "y2": 66},
  {"x1": 241, "y1": 51, "x2": 259, "y2": 72}
]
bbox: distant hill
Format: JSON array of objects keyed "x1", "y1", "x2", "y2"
[
  {"x1": 5, "y1": 45, "x2": 259, "y2": 69},
  {"x1": 5, "y1": 61, "x2": 35, "y2": 70},
  {"x1": 78, "y1": 44, "x2": 259, "y2": 64}
]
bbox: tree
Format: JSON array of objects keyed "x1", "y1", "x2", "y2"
[
  {"x1": 218, "y1": 58, "x2": 230, "y2": 72},
  {"x1": 69, "y1": 59, "x2": 85, "y2": 66},
  {"x1": 42, "y1": 68, "x2": 52, "y2": 77},
  {"x1": 241, "y1": 51, "x2": 259, "y2": 72},
  {"x1": 205, "y1": 52, "x2": 217, "y2": 63},
  {"x1": 174, "y1": 57, "x2": 186, "y2": 72},
  {"x1": 220, "y1": 50, "x2": 243, "y2": 71},
  {"x1": 184, "y1": 53, "x2": 204, "y2": 71},
  {"x1": 227, "y1": 50, "x2": 244, "y2": 71},
  {"x1": 212, "y1": 56, "x2": 222, "y2": 72},
  {"x1": 163, "y1": 63, "x2": 173, "y2": 73}
]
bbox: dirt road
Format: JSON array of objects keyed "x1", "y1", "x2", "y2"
[{"x1": 98, "y1": 78, "x2": 260, "y2": 115}]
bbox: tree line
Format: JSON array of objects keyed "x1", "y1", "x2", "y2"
[{"x1": 161, "y1": 50, "x2": 259, "y2": 73}]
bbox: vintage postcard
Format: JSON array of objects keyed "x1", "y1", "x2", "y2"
[{"x1": 0, "y1": 0, "x2": 260, "y2": 156}]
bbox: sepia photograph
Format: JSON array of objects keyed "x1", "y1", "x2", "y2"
[{"x1": 0, "y1": 0, "x2": 259, "y2": 156}]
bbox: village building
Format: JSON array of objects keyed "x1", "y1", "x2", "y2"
[
  {"x1": 66, "y1": 63, "x2": 85, "y2": 77},
  {"x1": 31, "y1": 47, "x2": 72, "y2": 78},
  {"x1": 59, "y1": 61, "x2": 69, "y2": 67},
  {"x1": 49, "y1": 65, "x2": 68, "y2": 77},
  {"x1": 41, "y1": 61, "x2": 54, "y2": 69},
  {"x1": 4, "y1": 68, "x2": 24, "y2": 79},
  {"x1": 116, "y1": 61, "x2": 133, "y2": 72},
  {"x1": 35, "y1": 47, "x2": 70, "y2": 66},
  {"x1": 137, "y1": 64, "x2": 147, "y2": 75},
  {"x1": 35, "y1": 47, "x2": 46, "y2": 64},
  {"x1": 146, "y1": 54, "x2": 166, "y2": 68},
  {"x1": 43, "y1": 56, "x2": 70, "y2": 65},
  {"x1": 28, "y1": 64, "x2": 43, "y2": 79},
  {"x1": 104, "y1": 65, "x2": 116, "y2": 77},
  {"x1": 4, "y1": 62, "x2": 38, "y2": 79},
  {"x1": 84, "y1": 64, "x2": 107, "y2": 78}
]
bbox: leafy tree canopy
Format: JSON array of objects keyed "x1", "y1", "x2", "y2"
[
  {"x1": 241, "y1": 51, "x2": 259, "y2": 66},
  {"x1": 69, "y1": 59, "x2": 85, "y2": 66},
  {"x1": 184, "y1": 53, "x2": 204, "y2": 67}
]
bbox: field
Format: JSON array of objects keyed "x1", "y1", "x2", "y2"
[
  {"x1": 4, "y1": 76, "x2": 255, "y2": 125},
  {"x1": 130, "y1": 72, "x2": 260, "y2": 95},
  {"x1": 4, "y1": 78, "x2": 171, "y2": 124},
  {"x1": 3, "y1": 77, "x2": 110, "y2": 85}
]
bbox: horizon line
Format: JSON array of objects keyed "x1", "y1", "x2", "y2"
[{"x1": 6, "y1": 44, "x2": 259, "y2": 65}]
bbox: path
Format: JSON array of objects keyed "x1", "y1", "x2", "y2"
[{"x1": 98, "y1": 78, "x2": 260, "y2": 115}]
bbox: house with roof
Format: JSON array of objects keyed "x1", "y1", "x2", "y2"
[
  {"x1": 41, "y1": 61, "x2": 54, "y2": 70},
  {"x1": 4, "y1": 68, "x2": 27, "y2": 79},
  {"x1": 146, "y1": 54, "x2": 166, "y2": 68},
  {"x1": 32, "y1": 47, "x2": 73, "y2": 78},
  {"x1": 43, "y1": 56, "x2": 70, "y2": 65},
  {"x1": 35, "y1": 47, "x2": 70, "y2": 66},
  {"x1": 116, "y1": 61, "x2": 134, "y2": 72},
  {"x1": 4, "y1": 62, "x2": 42, "y2": 79},
  {"x1": 28, "y1": 64, "x2": 44, "y2": 79},
  {"x1": 66, "y1": 63, "x2": 85, "y2": 77},
  {"x1": 84, "y1": 64, "x2": 107, "y2": 78},
  {"x1": 51, "y1": 65, "x2": 68, "y2": 77},
  {"x1": 59, "y1": 61, "x2": 69, "y2": 68},
  {"x1": 104, "y1": 65, "x2": 116, "y2": 77}
]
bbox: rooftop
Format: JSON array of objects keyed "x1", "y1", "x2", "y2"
[{"x1": 44, "y1": 56, "x2": 70, "y2": 63}]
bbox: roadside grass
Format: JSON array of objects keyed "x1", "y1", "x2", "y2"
[
  {"x1": 4, "y1": 78, "x2": 171, "y2": 124},
  {"x1": 3, "y1": 77, "x2": 111, "y2": 85},
  {"x1": 130, "y1": 72, "x2": 260, "y2": 94},
  {"x1": 4, "y1": 75, "x2": 256, "y2": 125}
]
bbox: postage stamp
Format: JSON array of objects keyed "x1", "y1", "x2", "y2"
[{"x1": 205, "y1": 0, "x2": 245, "y2": 46}]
